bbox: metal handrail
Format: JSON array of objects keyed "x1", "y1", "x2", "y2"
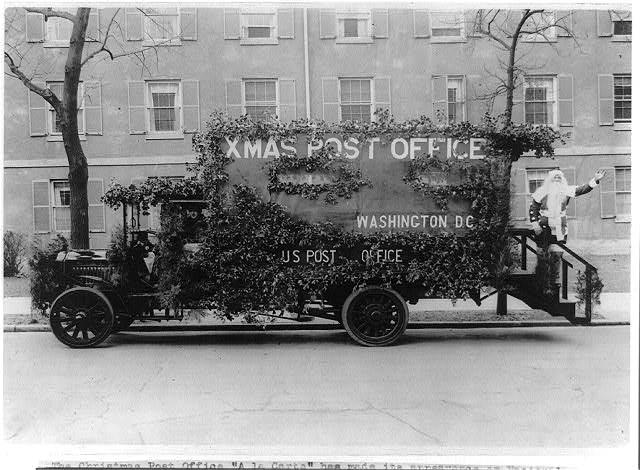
[{"x1": 508, "y1": 228, "x2": 597, "y2": 323}]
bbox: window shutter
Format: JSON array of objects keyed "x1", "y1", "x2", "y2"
[
  {"x1": 33, "y1": 180, "x2": 51, "y2": 233},
  {"x1": 321, "y1": 78, "x2": 340, "y2": 123},
  {"x1": 88, "y1": 179, "x2": 105, "y2": 232},
  {"x1": 599, "y1": 167, "x2": 616, "y2": 219},
  {"x1": 511, "y1": 168, "x2": 528, "y2": 221},
  {"x1": 84, "y1": 81, "x2": 102, "y2": 135},
  {"x1": 225, "y1": 80, "x2": 243, "y2": 118},
  {"x1": 128, "y1": 81, "x2": 147, "y2": 134},
  {"x1": 556, "y1": 11, "x2": 573, "y2": 37},
  {"x1": 464, "y1": 10, "x2": 482, "y2": 38},
  {"x1": 224, "y1": 9, "x2": 241, "y2": 39},
  {"x1": 131, "y1": 177, "x2": 151, "y2": 230},
  {"x1": 182, "y1": 80, "x2": 200, "y2": 133},
  {"x1": 180, "y1": 8, "x2": 197, "y2": 40},
  {"x1": 560, "y1": 167, "x2": 576, "y2": 218},
  {"x1": 465, "y1": 75, "x2": 485, "y2": 123},
  {"x1": 278, "y1": 8, "x2": 294, "y2": 39},
  {"x1": 598, "y1": 74, "x2": 614, "y2": 126},
  {"x1": 125, "y1": 8, "x2": 143, "y2": 41},
  {"x1": 278, "y1": 79, "x2": 297, "y2": 122},
  {"x1": 26, "y1": 11, "x2": 44, "y2": 42},
  {"x1": 431, "y1": 75, "x2": 447, "y2": 123},
  {"x1": 511, "y1": 79, "x2": 524, "y2": 123},
  {"x1": 373, "y1": 77, "x2": 391, "y2": 118},
  {"x1": 597, "y1": 10, "x2": 613, "y2": 37},
  {"x1": 86, "y1": 9, "x2": 100, "y2": 42},
  {"x1": 27, "y1": 82, "x2": 47, "y2": 137},
  {"x1": 28, "y1": 84, "x2": 48, "y2": 137},
  {"x1": 413, "y1": 10, "x2": 430, "y2": 38},
  {"x1": 558, "y1": 74, "x2": 574, "y2": 127},
  {"x1": 372, "y1": 9, "x2": 389, "y2": 38},
  {"x1": 320, "y1": 9, "x2": 336, "y2": 39}
]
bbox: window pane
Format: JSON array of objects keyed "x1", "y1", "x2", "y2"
[
  {"x1": 245, "y1": 82, "x2": 256, "y2": 101},
  {"x1": 246, "y1": 106, "x2": 276, "y2": 121},
  {"x1": 615, "y1": 193, "x2": 631, "y2": 215},
  {"x1": 54, "y1": 207, "x2": 71, "y2": 231},
  {"x1": 248, "y1": 26, "x2": 271, "y2": 38},
  {"x1": 614, "y1": 20, "x2": 632, "y2": 35},
  {"x1": 616, "y1": 168, "x2": 632, "y2": 191},
  {"x1": 344, "y1": 19, "x2": 359, "y2": 37},
  {"x1": 265, "y1": 81, "x2": 276, "y2": 101},
  {"x1": 153, "y1": 108, "x2": 176, "y2": 131}
]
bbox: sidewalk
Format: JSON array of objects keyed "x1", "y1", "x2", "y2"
[{"x1": 3, "y1": 292, "x2": 630, "y2": 332}]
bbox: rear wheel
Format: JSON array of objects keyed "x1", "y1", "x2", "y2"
[
  {"x1": 49, "y1": 287, "x2": 114, "y2": 348},
  {"x1": 341, "y1": 286, "x2": 408, "y2": 346}
]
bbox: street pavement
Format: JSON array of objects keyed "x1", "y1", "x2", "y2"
[{"x1": 4, "y1": 325, "x2": 630, "y2": 455}]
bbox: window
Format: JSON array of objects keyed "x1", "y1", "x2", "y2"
[
  {"x1": 52, "y1": 181, "x2": 71, "y2": 232},
  {"x1": 614, "y1": 75, "x2": 631, "y2": 122},
  {"x1": 431, "y1": 11, "x2": 464, "y2": 41},
  {"x1": 526, "y1": 168, "x2": 557, "y2": 195},
  {"x1": 615, "y1": 167, "x2": 631, "y2": 218},
  {"x1": 612, "y1": 11, "x2": 632, "y2": 38},
  {"x1": 243, "y1": 79, "x2": 278, "y2": 121},
  {"x1": 146, "y1": 81, "x2": 181, "y2": 136},
  {"x1": 522, "y1": 11, "x2": 557, "y2": 42},
  {"x1": 241, "y1": 9, "x2": 277, "y2": 43},
  {"x1": 337, "y1": 11, "x2": 372, "y2": 42},
  {"x1": 447, "y1": 77, "x2": 465, "y2": 123},
  {"x1": 143, "y1": 8, "x2": 180, "y2": 45},
  {"x1": 46, "y1": 81, "x2": 85, "y2": 140},
  {"x1": 340, "y1": 78, "x2": 372, "y2": 123},
  {"x1": 44, "y1": 9, "x2": 74, "y2": 46},
  {"x1": 524, "y1": 76, "x2": 557, "y2": 126}
]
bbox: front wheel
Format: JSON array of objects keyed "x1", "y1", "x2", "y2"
[
  {"x1": 341, "y1": 286, "x2": 408, "y2": 346},
  {"x1": 49, "y1": 287, "x2": 114, "y2": 348}
]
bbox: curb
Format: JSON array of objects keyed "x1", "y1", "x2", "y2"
[{"x1": 4, "y1": 320, "x2": 630, "y2": 333}]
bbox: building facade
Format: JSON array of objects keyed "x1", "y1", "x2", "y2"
[{"x1": 4, "y1": 7, "x2": 631, "y2": 250}]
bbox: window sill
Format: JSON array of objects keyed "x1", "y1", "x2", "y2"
[
  {"x1": 615, "y1": 215, "x2": 631, "y2": 223},
  {"x1": 430, "y1": 37, "x2": 466, "y2": 44},
  {"x1": 142, "y1": 40, "x2": 182, "y2": 47},
  {"x1": 145, "y1": 133, "x2": 185, "y2": 140},
  {"x1": 240, "y1": 38, "x2": 278, "y2": 45},
  {"x1": 47, "y1": 134, "x2": 86, "y2": 142},
  {"x1": 521, "y1": 38, "x2": 558, "y2": 43},
  {"x1": 336, "y1": 37, "x2": 374, "y2": 44},
  {"x1": 43, "y1": 42, "x2": 69, "y2": 48},
  {"x1": 614, "y1": 122, "x2": 631, "y2": 131},
  {"x1": 612, "y1": 35, "x2": 632, "y2": 42}
]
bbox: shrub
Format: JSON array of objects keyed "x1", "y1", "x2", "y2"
[
  {"x1": 575, "y1": 269, "x2": 604, "y2": 311},
  {"x1": 28, "y1": 234, "x2": 68, "y2": 314},
  {"x1": 4, "y1": 230, "x2": 26, "y2": 277}
]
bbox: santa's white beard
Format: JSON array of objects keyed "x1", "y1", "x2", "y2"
[{"x1": 547, "y1": 183, "x2": 565, "y2": 218}]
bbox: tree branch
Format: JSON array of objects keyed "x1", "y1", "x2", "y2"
[
  {"x1": 24, "y1": 7, "x2": 76, "y2": 23},
  {"x1": 4, "y1": 51, "x2": 61, "y2": 111},
  {"x1": 81, "y1": 8, "x2": 119, "y2": 66}
]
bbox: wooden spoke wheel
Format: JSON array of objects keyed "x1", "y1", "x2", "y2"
[
  {"x1": 341, "y1": 286, "x2": 408, "y2": 346},
  {"x1": 49, "y1": 287, "x2": 114, "y2": 348}
]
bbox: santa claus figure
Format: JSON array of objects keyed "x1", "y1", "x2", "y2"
[{"x1": 530, "y1": 169, "x2": 605, "y2": 244}]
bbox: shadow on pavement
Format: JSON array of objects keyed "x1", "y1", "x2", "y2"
[{"x1": 104, "y1": 328, "x2": 569, "y2": 347}]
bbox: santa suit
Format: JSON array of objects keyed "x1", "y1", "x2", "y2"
[{"x1": 529, "y1": 170, "x2": 599, "y2": 243}]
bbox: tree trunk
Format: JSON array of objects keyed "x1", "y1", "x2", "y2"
[{"x1": 62, "y1": 8, "x2": 90, "y2": 249}]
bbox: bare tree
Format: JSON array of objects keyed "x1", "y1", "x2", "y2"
[
  {"x1": 4, "y1": 7, "x2": 188, "y2": 249},
  {"x1": 469, "y1": 9, "x2": 576, "y2": 123}
]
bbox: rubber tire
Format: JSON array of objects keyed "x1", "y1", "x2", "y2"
[
  {"x1": 341, "y1": 286, "x2": 409, "y2": 346},
  {"x1": 50, "y1": 287, "x2": 114, "y2": 348}
]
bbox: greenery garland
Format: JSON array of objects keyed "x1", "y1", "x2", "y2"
[
  {"x1": 265, "y1": 144, "x2": 371, "y2": 204},
  {"x1": 99, "y1": 111, "x2": 564, "y2": 318}
]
